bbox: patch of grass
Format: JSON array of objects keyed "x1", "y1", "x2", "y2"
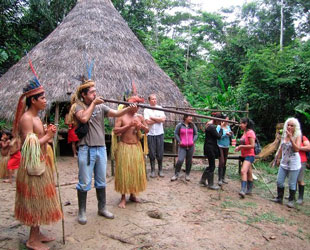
[
  {"x1": 221, "y1": 199, "x2": 257, "y2": 209},
  {"x1": 191, "y1": 165, "x2": 205, "y2": 171},
  {"x1": 253, "y1": 161, "x2": 278, "y2": 175},
  {"x1": 297, "y1": 204, "x2": 310, "y2": 217},
  {"x1": 225, "y1": 163, "x2": 240, "y2": 180},
  {"x1": 246, "y1": 212, "x2": 285, "y2": 225},
  {"x1": 19, "y1": 242, "x2": 28, "y2": 250}
]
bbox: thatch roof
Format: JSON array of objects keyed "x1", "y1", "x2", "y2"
[{"x1": 0, "y1": 0, "x2": 189, "y2": 122}]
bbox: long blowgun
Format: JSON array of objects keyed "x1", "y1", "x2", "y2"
[{"x1": 101, "y1": 98, "x2": 239, "y2": 124}]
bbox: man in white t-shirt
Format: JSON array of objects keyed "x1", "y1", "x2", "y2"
[{"x1": 144, "y1": 94, "x2": 166, "y2": 178}]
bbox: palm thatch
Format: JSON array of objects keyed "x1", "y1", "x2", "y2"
[{"x1": 0, "y1": 0, "x2": 189, "y2": 122}]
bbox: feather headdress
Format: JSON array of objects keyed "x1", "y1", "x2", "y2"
[
  {"x1": 12, "y1": 58, "x2": 44, "y2": 136},
  {"x1": 68, "y1": 57, "x2": 96, "y2": 125}
]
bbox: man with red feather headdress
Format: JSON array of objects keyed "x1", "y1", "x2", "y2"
[
  {"x1": 113, "y1": 82, "x2": 149, "y2": 208},
  {"x1": 13, "y1": 61, "x2": 62, "y2": 250}
]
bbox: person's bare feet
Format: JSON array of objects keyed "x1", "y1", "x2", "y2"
[
  {"x1": 38, "y1": 232, "x2": 55, "y2": 243},
  {"x1": 26, "y1": 240, "x2": 50, "y2": 250},
  {"x1": 118, "y1": 195, "x2": 126, "y2": 208},
  {"x1": 129, "y1": 194, "x2": 140, "y2": 203}
]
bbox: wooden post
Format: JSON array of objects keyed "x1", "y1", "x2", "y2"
[
  {"x1": 111, "y1": 159, "x2": 115, "y2": 176},
  {"x1": 246, "y1": 103, "x2": 249, "y2": 118},
  {"x1": 173, "y1": 103, "x2": 178, "y2": 168},
  {"x1": 54, "y1": 102, "x2": 60, "y2": 157}
]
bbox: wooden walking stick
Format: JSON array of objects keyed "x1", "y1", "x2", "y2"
[
  {"x1": 252, "y1": 163, "x2": 275, "y2": 198},
  {"x1": 53, "y1": 124, "x2": 66, "y2": 244}
]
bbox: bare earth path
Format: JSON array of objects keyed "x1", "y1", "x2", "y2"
[{"x1": 0, "y1": 156, "x2": 309, "y2": 250}]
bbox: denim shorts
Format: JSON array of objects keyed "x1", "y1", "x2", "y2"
[{"x1": 244, "y1": 156, "x2": 255, "y2": 163}]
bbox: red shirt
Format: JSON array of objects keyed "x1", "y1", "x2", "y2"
[
  {"x1": 299, "y1": 136, "x2": 309, "y2": 163},
  {"x1": 240, "y1": 129, "x2": 256, "y2": 157}
]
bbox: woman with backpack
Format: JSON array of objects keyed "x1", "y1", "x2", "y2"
[
  {"x1": 171, "y1": 115, "x2": 198, "y2": 182},
  {"x1": 199, "y1": 113, "x2": 225, "y2": 190},
  {"x1": 271, "y1": 117, "x2": 302, "y2": 208},
  {"x1": 235, "y1": 117, "x2": 256, "y2": 198},
  {"x1": 217, "y1": 115, "x2": 233, "y2": 186}
]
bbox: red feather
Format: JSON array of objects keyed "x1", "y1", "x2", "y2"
[{"x1": 28, "y1": 59, "x2": 38, "y2": 78}]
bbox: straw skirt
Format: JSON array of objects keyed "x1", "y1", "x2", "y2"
[
  {"x1": 15, "y1": 153, "x2": 62, "y2": 226},
  {"x1": 115, "y1": 141, "x2": 147, "y2": 194},
  {"x1": 0, "y1": 155, "x2": 9, "y2": 178}
]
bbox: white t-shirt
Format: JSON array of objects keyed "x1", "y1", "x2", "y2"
[{"x1": 144, "y1": 105, "x2": 165, "y2": 136}]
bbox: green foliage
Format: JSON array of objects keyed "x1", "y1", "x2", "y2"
[
  {"x1": 104, "y1": 119, "x2": 113, "y2": 134},
  {"x1": 0, "y1": 0, "x2": 77, "y2": 75},
  {"x1": 164, "y1": 127, "x2": 174, "y2": 139},
  {"x1": 237, "y1": 41, "x2": 310, "y2": 140}
]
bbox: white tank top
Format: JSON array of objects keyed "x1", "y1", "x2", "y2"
[{"x1": 280, "y1": 141, "x2": 301, "y2": 171}]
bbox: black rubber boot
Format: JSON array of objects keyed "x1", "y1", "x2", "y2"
[
  {"x1": 199, "y1": 169, "x2": 209, "y2": 186},
  {"x1": 150, "y1": 160, "x2": 156, "y2": 178},
  {"x1": 239, "y1": 181, "x2": 247, "y2": 198},
  {"x1": 77, "y1": 190, "x2": 87, "y2": 225},
  {"x1": 207, "y1": 173, "x2": 219, "y2": 190},
  {"x1": 222, "y1": 166, "x2": 228, "y2": 184},
  {"x1": 218, "y1": 167, "x2": 223, "y2": 186},
  {"x1": 287, "y1": 189, "x2": 296, "y2": 208},
  {"x1": 158, "y1": 159, "x2": 165, "y2": 177},
  {"x1": 297, "y1": 185, "x2": 304, "y2": 205},
  {"x1": 271, "y1": 187, "x2": 284, "y2": 204},
  {"x1": 246, "y1": 181, "x2": 253, "y2": 195},
  {"x1": 96, "y1": 188, "x2": 114, "y2": 219}
]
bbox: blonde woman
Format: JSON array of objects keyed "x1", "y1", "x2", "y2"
[{"x1": 271, "y1": 118, "x2": 302, "y2": 208}]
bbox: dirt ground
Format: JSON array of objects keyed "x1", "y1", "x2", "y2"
[{"x1": 0, "y1": 156, "x2": 310, "y2": 250}]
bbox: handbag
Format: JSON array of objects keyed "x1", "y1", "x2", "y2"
[
  {"x1": 27, "y1": 161, "x2": 45, "y2": 176},
  {"x1": 75, "y1": 122, "x2": 89, "y2": 139}
]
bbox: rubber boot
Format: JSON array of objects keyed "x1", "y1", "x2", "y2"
[
  {"x1": 150, "y1": 160, "x2": 156, "y2": 178},
  {"x1": 222, "y1": 166, "x2": 228, "y2": 184},
  {"x1": 77, "y1": 190, "x2": 87, "y2": 225},
  {"x1": 96, "y1": 188, "x2": 114, "y2": 219},
  {"x1": 296, "y1": 185, "x2": 304, "y2": 205},
  {"x1": 246, "y1": 181, "x2": 253, "y2": 195},
  {"x1": 218, "y1": 167, "x2": 223, "y2": 186},
  {"x1": 271, "y1": 187, "x2": 284, "y2": 204},
  {"x1": 287, "y1": 189, "x2": 296, "y2": 208},
  {"x1": 207, "y1": 173, "x2": 219, "y2": 190},
  {"x1": 239, "y1": 181, "x2": 247, "y2": 198},
  {"x1": 158, "y1": 159, "x2": 165, "y2": 177},
  {"x1": 171, "y1": 172, "x2": 179, "y2": 181},
  {"x1": 199, "y1": 168, "x2": 208, "y2": 186}
]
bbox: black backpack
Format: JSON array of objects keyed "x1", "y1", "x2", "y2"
[{"x1": 254, "y1": 137, "x2": 261, "y2": 155}]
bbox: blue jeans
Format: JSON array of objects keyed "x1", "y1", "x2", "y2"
[
  {"x1": 76, "y1": 145, "x2": 107, "y2": 191},
  {"x1": 277, "y1": 166, "x2": 299, "y2": 190}
]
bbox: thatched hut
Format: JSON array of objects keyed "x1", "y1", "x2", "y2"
[{"x1": 0, "y1": 0, "x2": 189, "y2": 123}]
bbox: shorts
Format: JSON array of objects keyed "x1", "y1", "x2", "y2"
[
  {"x1": 297, "y1": 162, "x2": 306, "y2": 182},
  {"x1": 244, "y1": 156, "x2": 255, "y2": 163}
]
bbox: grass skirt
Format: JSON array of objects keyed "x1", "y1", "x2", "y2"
[
  {"x1": 15, "y1": 152, "x2": 62, "y2": 226},
  {"x1": 0, "y1": 155, "x2": 9, "y2": 178},
  {"x1": 115, "y1": 141, "x2": 147, "y2": 194}
]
